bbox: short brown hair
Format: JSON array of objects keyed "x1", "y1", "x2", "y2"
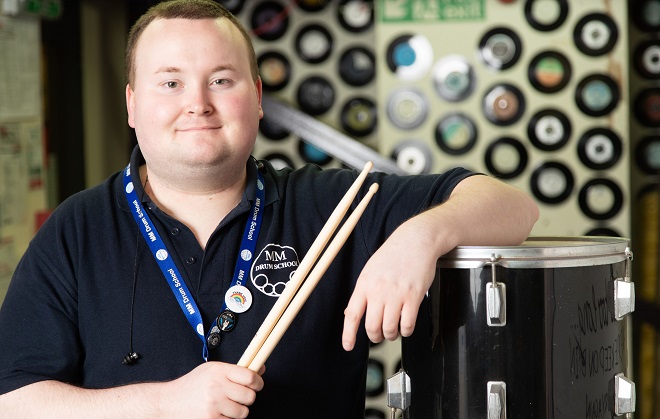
[{"x1": 125, "y1": 0, "x2": 258, "y2": 87}]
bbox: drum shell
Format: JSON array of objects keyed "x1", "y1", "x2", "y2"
[{"x1": 401, "y1": 238, "x2": 632, "y2": 418}]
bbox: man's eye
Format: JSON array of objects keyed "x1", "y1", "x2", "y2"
[
  {"x1": 166, "y1": 81, "x2": 178, "y2": 88},
  {"x1": 212, "y1": 79, "x2": 229, "y2": 85}
]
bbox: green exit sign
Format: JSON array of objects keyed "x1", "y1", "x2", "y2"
[
  {"x1": 22, "y1": 0, "x2": 62, "y2": 19},
  {"x1": 378, "y1": 0, "x2": 485, "y2": 22}
]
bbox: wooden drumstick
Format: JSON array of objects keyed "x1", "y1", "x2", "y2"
[
  {"x1": 237, "y1": 162, "x2": 374, "y2": 368},
  {"x1": 247, "y1": 183, "x2": 379, "y2": 372}
]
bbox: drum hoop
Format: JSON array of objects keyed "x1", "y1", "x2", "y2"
[{"x1": 437, "y1": 236, "x2": 631, "y2": 269}]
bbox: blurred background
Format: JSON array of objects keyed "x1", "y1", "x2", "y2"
[{"x1": 0, "y1": 0, "x2": 658, "y2": 417}]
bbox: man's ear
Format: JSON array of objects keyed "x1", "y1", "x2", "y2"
[{"x1": 126, "y1": 84, "x2": 136, "y2": 128}]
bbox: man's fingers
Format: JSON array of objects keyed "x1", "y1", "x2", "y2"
[
  {"x1": 342, "y1": 293, "x2": 367, "y2": 351},
  {"x1": 382, "y1": 303, "x2": 403, "y2": 341},
  {"x1": 227, "y1": 367, "x2": 264, "y2": 392},
  {"x1": 399, "y1": 303, "x2": 419, "y2": 337}
]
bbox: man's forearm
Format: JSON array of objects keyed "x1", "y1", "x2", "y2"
[
  {"x1": 0, "y1": 380, "x2": 165, "y2": 419},
  {"x1": 415, "y1": 174, "x2": 539, "y2": 258}
]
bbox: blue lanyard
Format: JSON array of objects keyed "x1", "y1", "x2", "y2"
[{"x1": 123, "y1": 163, "x2": 265, "y2": 361}]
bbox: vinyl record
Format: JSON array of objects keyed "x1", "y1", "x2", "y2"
[
  {"x1": 259, "y1": 113, "x2": 289, "y2": 141},
  {"x1": 528, "y1": 50, "x2": 571, "y2": 93},
  {"x1": 484, "y1": 137, "x2": 528, "y2": 179},
  {"x1": 296, "y1": 76, "x2": 335, "y2": 116},
  {"x1": 577, "y1": 128, "x2": 622, "y2": 170},
  {"x1": 338, "y1": 46, "x2": 376, "y2": 86},
  {"x1": 218, "y1": 0, "x2": 245, "y2": 15},
  {"x1": 482, "y1": 84, "x2": 526, "y2": 126},
  {"x1": 573, "y1": 13, "x2": 618, "y2": 56},
  {"x1": 261, "y1": 153, "x2": 295, "y2": 170},
  {"x1": 584, "y1": 227, "x2": 622, "y2": 237},
  {"x1": 530, "y1": 162, "x2": 574, "y2": 204},
  {"x1": 432, "y1": 55, "x2": 475, "y2": 102},
  {"x1": 578, "y1": 178, "x2": 624, "y2": 220},
  {"x1": 250, "y1": 2, "x2": 289, "y2": 41},
  {"x1": 575, "y1": 74, "x2": 619, "y2": 117},
  {"x1": 258, "y1": 51, "x2": 291, "y2": 91},
  {"x1": 636, "y1": 136, "x2": 660, "y2": 174},
  {"x1": 631, "y1": 0, "x2": 660, "y2": 32},
  {"x1": 338, "y1": 0, "x2": 374, "y2": 32},
  {"x1": 298, "y1": 140, "x2": 333, "y2": 165},
  {"x1": 435, "y1": 113, "x2": 478, "y2": 155},
  {"x1": 364, "y1": 408, "x2": 386, "y2": 419},
  {"x1": 634, "y1": 88, "x2": 660, "y2": 127},
  {"x1": 295, "y1": 24, "x2": 333, "y2": 64},
  {"x1": 527, "y1": 109, "x2": 571, "y2": 151},
  {"x1": 365, "y1": 358, "x2": 385, "y2": 397},
  {"x1": 478, "y1": 27, "x2": 522, "y2": 70},
  {"x1": 634, "y1": 40, "x2": 660, "y2": 79},
  {"x1": 386, "y1": 88, "x2": 428, "y2": 130},
  {"x1": 391, "y1": 140, "x2": 433, "y2": 175},
  {"x1": 297, "y1": 0, "x2": 328, "y2": 12},
  {"x1": 340, "y1": 97, "x2": 377, "y2": 137},
  {"x1": 385, "y1": 34, "x2": 434, "y2": 80},
  {"x1": 524, "y1": 0, "x2": 569, "y2": 31}
]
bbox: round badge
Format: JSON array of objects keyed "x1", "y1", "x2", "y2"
[
  {"x1": 225, "y1": 285, "x2": 252, "y2": 313},
  {"x1": 207, "y1": 331, "x2": 221, "y2": 349},
  {"x1": 241, "y1": 249, "x2": 253, "y2": 261},
  {"x1": 217, "y1": 310, "x2": 237, "y2": 332},
  {"x1": 155, "y1": 249, "x2": 169, "y2": 261}
]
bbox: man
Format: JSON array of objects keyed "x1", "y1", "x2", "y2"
[{"x1": 0, "y1": 1, "x2": 539, "y2": 417}]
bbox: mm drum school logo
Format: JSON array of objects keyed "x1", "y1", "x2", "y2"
[{"x1": 251, "y1": 244, "x2": 300, "y2": 297}]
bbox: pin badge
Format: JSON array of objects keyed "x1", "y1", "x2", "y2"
[
  {"x1": 225, "y1": 285, "x2": 252, "y2": 313},
  {"x1": 218, "y1": 310, "x2": 237, "y2": 332},
  {"x1": 207, "y1": 327, "x2": 221, "y2": 350}
]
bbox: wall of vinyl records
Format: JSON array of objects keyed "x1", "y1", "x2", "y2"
[
  {"x1": 225, "y1": 0, "x2": 658, "y2": 417},
  {"x1": 630, "y1": 1, "x2": 660, "y2": 419}
]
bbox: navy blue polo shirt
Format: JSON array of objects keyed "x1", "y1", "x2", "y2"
[{"x1": 0, "y1": 146, "x2": 472, "y2": 417}]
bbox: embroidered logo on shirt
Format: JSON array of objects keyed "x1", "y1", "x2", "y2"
[{"x1": 251, "y1": 244, "x2": 300, "y2": 297}]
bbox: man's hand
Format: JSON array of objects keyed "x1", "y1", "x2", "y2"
[
  {"x1": 342, "y1": 220, "x2": 438, "y2": 350},
  {"x1": 0, "y1": 362, "x2": 265, "y2": 419},
  {"x1": 341, "y1": 174, "x2": 539, "y2": 351},
  {"x1": 163, "y1": 362, "x2": 265, "y2": 419}
]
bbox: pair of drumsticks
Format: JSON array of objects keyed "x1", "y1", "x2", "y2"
[{"x1": 237, "y1": 162, "x2": 378, "y2": 371}]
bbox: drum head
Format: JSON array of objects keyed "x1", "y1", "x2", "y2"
[{"x1": 438, "y1": 236, "x2": 630, "y2": 269}]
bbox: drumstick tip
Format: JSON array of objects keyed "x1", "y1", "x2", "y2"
[
  {"x1": 363, "y1": 161, "x2": 373, "y2": 172},
  {"x1": 368, "y1": 183, "x2": 379, "y2": 193}
]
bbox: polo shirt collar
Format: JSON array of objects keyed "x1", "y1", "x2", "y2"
[{"x1": 117, "y1": 145, "x2": 278, "y2": 214}]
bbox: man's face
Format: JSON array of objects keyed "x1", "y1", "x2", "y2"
[{"x1": 126, "y1": 17, "x2": 263, "y2": 177}]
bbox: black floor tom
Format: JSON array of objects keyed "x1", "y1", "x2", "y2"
[{"x1": 400, "y1": 236, "x2": 635, "y2": 418}]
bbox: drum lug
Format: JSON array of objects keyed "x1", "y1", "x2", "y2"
[
  {"x1": 612, "y1": 279, "x2": 635, "y2": 320},
  {"x1": 487, "y1": 381, "x2": 507, "y2": 419},
  {"x1": 487, "y1": 254, "x2": 506, "y2": 326},
  {"x1": 487, "y1": 282, "x2": 507, "y2": 326},
  {"x1": 386, "y1": 370, "x2": 411, "y2": 416},
  {"x1": 609, "y1": 373, "x2": 636, "y2": 416},
  {"x1": 609, "y1": 248, "x2": 634, "y2": 321}
]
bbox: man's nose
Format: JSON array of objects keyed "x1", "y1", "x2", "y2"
[{"x1": 186, "y1": 86, "x2": 213, "y2": 115}]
